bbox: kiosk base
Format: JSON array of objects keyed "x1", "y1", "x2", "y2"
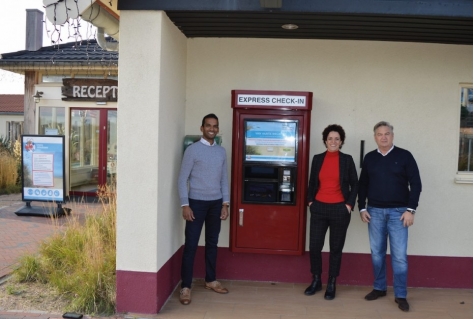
[{"x1": 15, "y1": 202, "x2": 71, "y2": 217}]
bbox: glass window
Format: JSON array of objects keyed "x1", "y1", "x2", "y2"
[
  {"x1": 458, "y1": 86, "x2": 473, "y2": 172},
  {"x1": 38, "y1": 107, "x2": 65, "y2": 135}
]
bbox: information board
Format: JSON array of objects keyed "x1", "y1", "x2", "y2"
[{"x1": 21, "y1": 135, "x2": 66, "y2": 203}]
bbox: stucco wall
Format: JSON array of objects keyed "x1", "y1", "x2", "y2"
[
  {"x1": 117, "y1": 11, "x2": 187, "y2": 272},
  {"x1": 116, "y1": 16, "x2": 472, "y2": 276},
  {"x1": 184, "y1": 38, "x2": 473, "y2": 257}
]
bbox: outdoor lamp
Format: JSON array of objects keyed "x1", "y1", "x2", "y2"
[{"x1": 33, "y1": 91, "x2": 43, "y2": 103}]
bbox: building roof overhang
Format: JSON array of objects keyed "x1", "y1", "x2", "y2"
[
  {"x1": 0, "y1": 39, "x2": 118, "y2": 75},
  {"x1": 117, "y1": 0, "x2": 472, "y2": 45}
]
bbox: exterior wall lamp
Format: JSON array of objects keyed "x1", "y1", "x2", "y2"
[{"x1": 33, "y1": 90, "x2": 43, "y2": 103}]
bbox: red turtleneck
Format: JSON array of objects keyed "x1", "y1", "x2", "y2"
[{"x1": 315, "y1": 151, "x2": 344, "y2": 203}]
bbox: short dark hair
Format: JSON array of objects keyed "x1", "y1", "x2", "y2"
[
  {"x1": 322, "y1": 124, "x2": 346, "y2": 148},
  {"x1": 202, "y1": 113, "x2": 219, "y2": 127}
]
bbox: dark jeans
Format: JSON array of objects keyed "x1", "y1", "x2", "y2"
[
  {"x1": 309, "y1": 201, "x2": 351, "y2": 277},
  {"x1": 181, "y1": 198, "x2": 222, "y2": 288}
]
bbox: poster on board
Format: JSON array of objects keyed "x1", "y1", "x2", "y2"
[{"x1": 21, "y1": 135, "x2": 66, "y2": 203}]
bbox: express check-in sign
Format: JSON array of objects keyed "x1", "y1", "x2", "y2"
[{"x1": 237, "y1": 94, "x2": 307, "y2": 107}]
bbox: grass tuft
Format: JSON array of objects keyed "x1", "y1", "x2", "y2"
[{"x1": 13, "y1": 186, "x2": 117, "y2": 315}]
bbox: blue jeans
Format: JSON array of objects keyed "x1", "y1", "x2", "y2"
[
  {"x1": 181, "y1": 198, "x2": 222, "y2": 288},
  {"x1": 367, "y1": 206, "x2": 408, "y2": 298}
]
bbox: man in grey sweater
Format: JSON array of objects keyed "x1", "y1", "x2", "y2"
[{"x1": 177, "y1": 113, "x2": 230, "y2": 305}]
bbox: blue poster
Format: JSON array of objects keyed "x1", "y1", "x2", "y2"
[{"x1": 21, "y1": 135, "x2": 65, "y2": 202}]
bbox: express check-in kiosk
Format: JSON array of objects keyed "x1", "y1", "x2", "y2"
[{"x1": 230, "y1": 90, "x2": 312, "y2": 255}]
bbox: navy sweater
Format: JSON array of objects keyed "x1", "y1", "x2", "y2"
[{"x1": 358, "y1": 146, "x2": 422, "y2": 210}]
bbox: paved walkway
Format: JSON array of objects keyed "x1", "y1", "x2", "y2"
[{"x1": 0, "y1": 194, "x2": 102, "y2": 279}]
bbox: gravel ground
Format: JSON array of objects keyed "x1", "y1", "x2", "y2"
[{"x1": 0, "y1": 280, "x2": 69, "y2": 313}]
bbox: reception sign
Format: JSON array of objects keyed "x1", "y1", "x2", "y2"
[{"x1": 21, "y1": 135, "x2": 66, "y2": 203}]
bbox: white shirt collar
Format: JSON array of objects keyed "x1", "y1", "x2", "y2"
[
  {"x1": 377, "y1": 144, "x2": 394, "y2": 156},
  {"x1": 200, "y1": 137, "x2": 215, "y2": 146}
]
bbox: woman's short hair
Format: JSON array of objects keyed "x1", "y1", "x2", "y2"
[{"x1": 322, "y1": 124, "x2": 345, "y2": 148}]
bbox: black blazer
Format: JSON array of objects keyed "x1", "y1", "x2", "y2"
[{"x1": 307, "y1": 151, "x2": 358, "y2": 209}]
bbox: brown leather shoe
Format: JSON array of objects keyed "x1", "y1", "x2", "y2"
[
  {"x1": 205, "y1": 281, "x2": 229, "y2": 294},
  {"x1": 179, "y1": 287, "x2": 191, "y2": 305}
]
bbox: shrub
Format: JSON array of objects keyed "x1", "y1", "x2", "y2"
[
  {"x1": 0, "y1": 150, "x2": 18, "y2": 191},
  {"x1": 13, "y1": 186, "x2": 117, "y2": 315}
]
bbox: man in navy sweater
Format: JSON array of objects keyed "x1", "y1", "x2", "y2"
[
  {"x1": 358, "y1": 121, "x2": 422, "y2": 312},
  {"x1": 178, "y1": 113, "x2": 230, "y2": 305}
]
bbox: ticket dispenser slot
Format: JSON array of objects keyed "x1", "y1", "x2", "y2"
[{"x1": 230, "y1": 89, "x2": 313, "y2": 255}]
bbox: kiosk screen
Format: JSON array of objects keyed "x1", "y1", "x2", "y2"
[{"x1": 244, "y1": 120, "x2": 297, "y2": 163}]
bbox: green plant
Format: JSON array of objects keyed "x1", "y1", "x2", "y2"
[
  {"x1": 0, "y1": 136, "x2": 12, "y2": 153},
  {"x1": 5, "y1": 285, "x2": 22, "y2": 295},
  {"x1": 13, "y1": 186, "x2": 117, "y2": 315},
  {"x1": 0, "y1": 150, "x2": 19, "y2": 190}
]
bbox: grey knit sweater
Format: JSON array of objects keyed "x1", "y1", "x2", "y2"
[{"x1": 178, "y1": 140, "x2": 230, "y2": 206}]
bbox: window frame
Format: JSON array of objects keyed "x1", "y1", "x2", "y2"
[{"x1": 455, "y1": 83, "x2": 473, "y2": 184}]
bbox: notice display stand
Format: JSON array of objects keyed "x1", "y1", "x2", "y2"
[
  {"x1": 15, "y1": 201, "x2": 71, "y2": 217},
  {"x1": 16, "y1": 135, "x2": 69, "y2": 218}
]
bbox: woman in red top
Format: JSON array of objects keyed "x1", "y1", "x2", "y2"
[{"x1": 304, "y1": 124, "x2": 358, "y2": 300}]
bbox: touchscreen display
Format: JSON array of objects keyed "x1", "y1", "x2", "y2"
[{"x1": 244, "y1": 120, "x2": 297, "y2": 163}]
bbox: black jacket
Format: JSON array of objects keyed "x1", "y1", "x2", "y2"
[{"x1": 307, "y1": 151, "x2": 359, "y2": 209}]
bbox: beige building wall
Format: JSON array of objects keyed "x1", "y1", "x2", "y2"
[
  {"x1": 116, "y1": 11, "x2": 187, "y2": 272},
  {"x1": 117, "y1": 14, "x2": 472, "y2": 275},
  {"x1": 184, "y1": 38, "x2": 472, "y2": 257}
]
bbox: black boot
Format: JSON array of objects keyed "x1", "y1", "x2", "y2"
[
  {"x1": 324, "y1": 276, "x2": 336, "y2": 300},
  {"x1": 304, "y1": 274, "x2": 322, "y2": 295}
]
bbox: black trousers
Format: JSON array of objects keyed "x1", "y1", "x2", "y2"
[{"x1": 309, "y1": 201, "x2": 351, "y2": 277}]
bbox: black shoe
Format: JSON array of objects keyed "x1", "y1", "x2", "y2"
[
  {"x1": 364, "y1": 289, "x2": 387, "y2": 300},
  {"x1": 304, "y1": 274, "x2": 322, "y2": 295},
  {"x1": 324, "y1": 276, "x2": 336, "y2": 300},
  {"x1": 395, "y1": 298, "x2": 410, "y2": 312}
]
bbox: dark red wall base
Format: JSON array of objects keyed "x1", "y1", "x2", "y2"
[
  {"x1": 116, "y1": 247, "x2": 182, "y2": 313},
  {"x1": 116, "y1": 247, "x2": 472, "y2": 314}
]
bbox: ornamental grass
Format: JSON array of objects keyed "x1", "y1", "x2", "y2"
[{"x1": 13, "y1": 186, "x2": 117, "y2": 315}]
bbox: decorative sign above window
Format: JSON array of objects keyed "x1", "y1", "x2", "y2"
[{"x1": 61, "y1": 78, "x2": 118, "y2": 102}]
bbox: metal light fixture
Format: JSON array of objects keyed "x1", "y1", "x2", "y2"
[
  {"x1": 282, "y1": 24, "x2": 298, "y2": 30},
  {"x1": 33, "y1": 91, "x2": 43, "y2": 103}
]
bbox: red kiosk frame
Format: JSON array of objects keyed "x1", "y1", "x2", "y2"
[{"x1": 230, "y1": 90, "x2": 313, "y2": 255}]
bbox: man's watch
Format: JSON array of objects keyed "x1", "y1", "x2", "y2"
[{"x1": 407, "y1": 209, "x2": 416, "y2": 214}]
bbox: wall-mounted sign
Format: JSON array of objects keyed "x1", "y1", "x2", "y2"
[
  {"x1": 20, "y1": 135, "x2": 66, "y2": 203},
  {"x1": 62, "y1": 78, "x2": 118, "y2": 102},
  {"x1": 237, "y1": 94, "x2": 306, "y2": 107},
  {"x1": 232, "y1": 90, "x2": 312, "y2": 111}
]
